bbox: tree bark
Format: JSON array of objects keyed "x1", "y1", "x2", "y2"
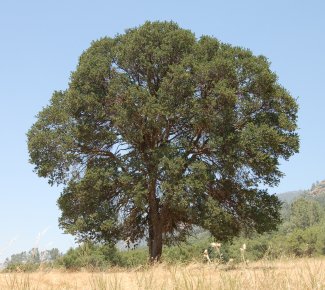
[{"x1": 147, "y1": 178, "x2": 163, "y2": 263}]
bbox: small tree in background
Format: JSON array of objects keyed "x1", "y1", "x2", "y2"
[
  {"x1": 28, "y1": 21, "x2": 299, "y2": 262},
  {"x1": 290, "y1": 198, "x2": 323, "y2": 229}
]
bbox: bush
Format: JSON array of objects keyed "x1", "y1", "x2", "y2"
[
  {"x1": 163, "y1": 239, "x2": 207, "y2": 264},
  {"x1": 118, "y1": 248, "x2": 148, "y2": 267},
  {"x1": 4, "y1": 262, "x2": 40, "y2": 272},
  {"x1": 285, "y1": 225, "x2": 325, "y2": 257},
  {"x1": 57, "y1": 242, "x2": 122, "y2": 270}
]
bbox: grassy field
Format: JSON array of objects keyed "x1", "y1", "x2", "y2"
[{"x1": 1, "y1": 257, "x2": 325, "y2": 289}]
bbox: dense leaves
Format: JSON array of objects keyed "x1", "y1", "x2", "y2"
[{"x1": 28, "y1": 21, "x2": 299, "y2": 260}]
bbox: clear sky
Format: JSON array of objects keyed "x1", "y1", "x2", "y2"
[{"x1": 0, "y1": 0, "x2": 324, "y2": 262}]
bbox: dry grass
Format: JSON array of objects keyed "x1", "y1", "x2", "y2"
[{"x1": 1, "y1": 257, "x2": 325, "y2": 289}]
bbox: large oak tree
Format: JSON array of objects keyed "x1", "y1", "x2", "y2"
[{"x1": 28, "y1": 21, "x2": 299, "y2": 261}]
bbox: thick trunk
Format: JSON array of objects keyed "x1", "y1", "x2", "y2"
[
  {"x1": 148, "y1": 221, "x2": 163, "y2": 262},
  {"x1": 147, "y1": 178, "x2": 163, "y2": 263}
]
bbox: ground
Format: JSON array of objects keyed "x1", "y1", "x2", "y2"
[{"x1": 1, "y1": 257, "x2": 324, "y2": 289}]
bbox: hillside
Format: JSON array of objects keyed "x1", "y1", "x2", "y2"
[
  {"x1": 277, "y1": 190, "x2": 305, "y2": 203},
  {"x1": 310, "y1": 180, "x2": 325, "y2": 196},
  {"x1": 277, "y1": 180, "x2": 325, "y2": 204}
]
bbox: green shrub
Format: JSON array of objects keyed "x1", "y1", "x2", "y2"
[
  {"x1": 118, "y1": 248, "x2": 148, "y2": 267},
  {"x1": 57, "y1": 242, "x2": 122, "y2": 270},
  {"x1": 4, "y1": 262, "x2": 40, "y2": 272}
]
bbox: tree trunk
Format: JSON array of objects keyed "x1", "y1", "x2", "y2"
[
  {"x1": 148, "y1": 220, "x2": 163, "y2": 262},
  {"x1": 147, "y1": 178, "x2": 163, "y2": 263}
]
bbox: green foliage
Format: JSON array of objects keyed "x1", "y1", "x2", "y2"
[
  {"x1": 163, "y1": 238, "x2": 209, "y2": 264},
  {"x1": 27, "y1": 21, "x2": 299, "y2": 260},
  {"x1": 226, "y1": 235, "x2": 267, "y2": 261},
  {"x1": 118, "y1": 248, "x2": 148, "y2": 268},
  {"x1": 57, "y1": 243, "x2": 122, "y2": 270},
  {"x1": 284, "y1": 225, "x2": 325, "y2": 257},
  {"x1": 4, "y1": 262, "x2": 40, "y2": 272},
  {"x1": 3, "y1": 248, "x2": 62, "y2": 272},
  {"x1": 224, "y1": 193, "x2": 325, "y2": 261},
  {"x1": 289, "y1": 198, "x2": 323, "y2": 229}
]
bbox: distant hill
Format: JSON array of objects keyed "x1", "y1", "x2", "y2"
[
  {"x1": 277, "y1": 180, "x2": 325, "y2": 204},
  {"x1": 310, "y1": 180, "x2": 325, "y2": 196},
  {"x1": 277, "y1": 190, "x2": 305, "y2": 203}
]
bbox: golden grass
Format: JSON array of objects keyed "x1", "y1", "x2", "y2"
[{"x1": 1, "y1": 257, "x2": 325, "y2": 289}]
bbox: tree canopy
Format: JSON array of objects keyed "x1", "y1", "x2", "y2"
[{"x1": 27, "y1": 21, "x2": 299, "y2": 261}]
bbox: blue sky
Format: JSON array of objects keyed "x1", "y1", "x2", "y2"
[{"x1": 0, "y1": 0, "x2": 324, "y2": 262}]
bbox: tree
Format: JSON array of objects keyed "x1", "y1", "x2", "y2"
[
  {"x1": 28, "y1": 21, "x2": 299, "y2": 262},
  {"x1": 290, "y1": 198, "x2": 323, "y2": 229}
]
